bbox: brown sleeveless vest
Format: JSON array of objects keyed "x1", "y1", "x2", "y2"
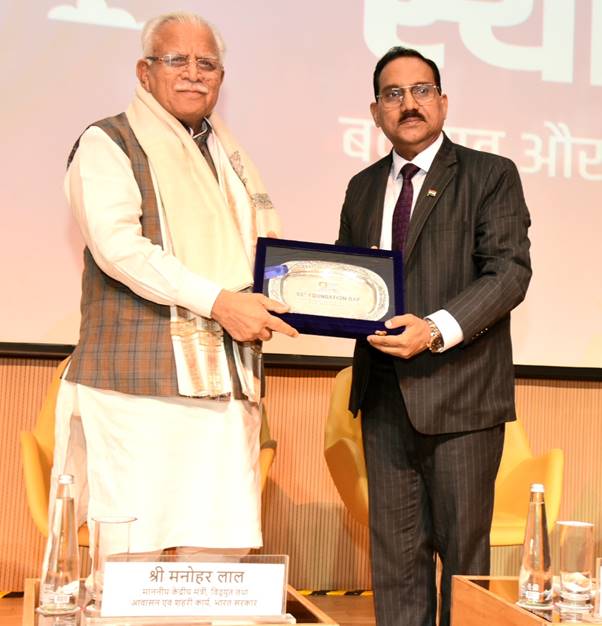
[{"x1": 66, "y1": 113, "x2": 180, "y2": 396}]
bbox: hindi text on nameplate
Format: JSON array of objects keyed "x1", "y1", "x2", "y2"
[{"x1": 100, "y1": 559, "x2": 287, "y2": 618}]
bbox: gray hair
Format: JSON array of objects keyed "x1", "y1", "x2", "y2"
[{"x1": 141, "y1": 11, "x2": 226, "y2": 61}]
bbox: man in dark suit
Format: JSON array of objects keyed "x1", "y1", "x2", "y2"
[{"x1": 336, "y1": 47, "x2": 532, "y2": 626}]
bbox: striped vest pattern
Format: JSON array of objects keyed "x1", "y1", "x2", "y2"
[{"x1": 66, "y1": 113, "x2": 181, "y2": 396}]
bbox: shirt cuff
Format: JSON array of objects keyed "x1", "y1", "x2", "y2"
[
  {"x1": 426, "y1": 309, "x2": 464, "y2": 352},
  {"x1": 176, "y1": 273, "x2": 223, "y2": 319}
]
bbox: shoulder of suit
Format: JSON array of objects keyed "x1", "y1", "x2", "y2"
[
  {"x1": 446, "y1": 136, "x2": 516, "y2": 171},
  {"x1": 348, "y1": 153, "x2": 391, "y2": 184}
]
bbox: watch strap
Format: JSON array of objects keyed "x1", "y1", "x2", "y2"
[{"x1": 425, "y1": 317, "x2": 444, "y2": 353}]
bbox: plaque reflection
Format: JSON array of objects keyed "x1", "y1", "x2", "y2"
[{"x1": 266, "y1": 260, "x2": 389, "y2": 320}]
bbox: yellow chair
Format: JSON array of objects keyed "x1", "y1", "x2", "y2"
[
  {"x1": 258, "y1": 404, "x2": 277, "y2": 493},
  {"x1": 491, "y1": 418, "x2": 563, "y2": 545},
  {"x1": 324, "y1": 366, "x2": 369, "y2": 526},
  {"x1": 324, "y1": 366, "x2": 564, "y2": 545},
  {"x1": 20, "y1": 358, "x2": 90, "y2": 545},
  {"x1": 21, "y1": 358, "x2": 277, "y2": 546}
]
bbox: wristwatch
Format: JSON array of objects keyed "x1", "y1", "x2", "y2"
[{"x1": 425, "y1": 318, "x2": 444, "y2": 353}]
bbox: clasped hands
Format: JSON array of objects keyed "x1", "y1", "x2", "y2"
[
  {"x1": 367, "y1": 313, "x2": 432, "y2": 359},
  {"x1": 211, "y1": 290, "x2": 298, "y2": 342}
]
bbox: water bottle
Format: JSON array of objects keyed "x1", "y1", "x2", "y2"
[
  {"x1": 37, "y1": 474, "x2": 80, "y2": 615},
  {"x1": 517, "y1": 483, "x2": 552, "y2": 608}
]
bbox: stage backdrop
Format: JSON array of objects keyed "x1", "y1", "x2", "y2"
[{"x1": 1, "y1": 0, "x2": 600, "y2": 368}]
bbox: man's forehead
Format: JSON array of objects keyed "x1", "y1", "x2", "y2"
[
  {"x1": 154, "y1": 21, "x2": 218, "y2": 53},
  {"x1": 380, "y1": 57, "x2": 435, "y2": 83}
]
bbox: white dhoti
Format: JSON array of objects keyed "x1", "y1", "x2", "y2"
[{"x1": 53, "y1": 380, "x2": 262, "y2": 553}]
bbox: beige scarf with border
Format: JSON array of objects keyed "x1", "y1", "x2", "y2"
[
  {"x1": 125, "y1": 86, "x2": 279, "y2": 400},
  {"x1": 126, "y1": 85, "x2": 280, "y2": 288}
]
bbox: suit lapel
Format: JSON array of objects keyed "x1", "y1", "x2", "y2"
[
  {"x1": 405, "y1": 136, "x2": 457, "y2": 260},
  {"x1": 364, "y1": 155, "x2": 391, "y2": 247}
]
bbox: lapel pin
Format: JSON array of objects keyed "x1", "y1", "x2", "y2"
[{"x1": 427, "y1": 189, "x2": 437, "y2": 197}]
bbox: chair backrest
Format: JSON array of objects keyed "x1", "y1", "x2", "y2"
[
  {"x1": 324, "y1": 367, "x2": 369, "y2": 525},
  {"x1": 324, "y1": 367, "x2": 363, "y2": 450},
  {"x1": 492, "y1": 419, "x2": 564, "y2": 544},
  {"x1": 259, "y1": 403, "x2": 277, "y2": 492},
  {"x1": 20, "y1": 357, "x2": 71, "y2": 538},
  {"x1": 34, "y1": 358, "x2": 71, "y2": 471}
]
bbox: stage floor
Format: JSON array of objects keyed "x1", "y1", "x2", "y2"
[{"x1": 311, "y1": 594, "x2": 375, "y2": 625}]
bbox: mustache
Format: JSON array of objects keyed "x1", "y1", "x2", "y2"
[
  {"x1": 175, "y1": 81, "x2": 209, "y2": 94},
  {"x1": 399, "y1": 110, "x2": 425, "y2": 123}
]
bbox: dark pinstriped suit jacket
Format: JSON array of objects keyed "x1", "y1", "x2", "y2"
[{"x1": 337, "y1": 135, "x2": 532, "y2": 435}]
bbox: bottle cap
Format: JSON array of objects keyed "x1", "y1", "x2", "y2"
[
  {"x1": 58, "y1": 474, "x2": 75, "y2": 485},
  {"x1": 530, "y1": 483, "x2": 545, "y2": 492}
]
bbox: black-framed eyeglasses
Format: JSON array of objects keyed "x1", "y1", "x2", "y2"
[
  {"x1": 377, "y1": 83, "x2": 441, "y2": 108},
  {"x1": 145, "y1": 54, "x2": 222, "y2": 73}
]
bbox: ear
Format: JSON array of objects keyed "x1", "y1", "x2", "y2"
[
  {"x1": 136, "y1": 59, "x2": 151, "y2": 91},
  {"x1": 440, "y1": 93, "x2": 449, "y2": 121},
  {"x1": 370, "y1": 101, "x2": 380, "y2": 128}
]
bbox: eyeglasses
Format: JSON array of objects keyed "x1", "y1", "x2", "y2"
[
  {"x1": 145, "y1": 54, "x2": 222, "y2": 73},
  {"x1": 377, "y1": 83, "x2": 441, "y2": 108}
]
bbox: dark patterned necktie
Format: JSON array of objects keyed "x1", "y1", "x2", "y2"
[
  {"x1": 192, "y1": 119, "x2": 219, "y2": 181},
  {"x1": 391, "y1": 163, "x2": 420, "y2": 251}
]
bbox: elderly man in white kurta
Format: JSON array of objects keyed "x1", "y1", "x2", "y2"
[{"x1": 52, "y1": 11, "x2": 297, "y2": 554}]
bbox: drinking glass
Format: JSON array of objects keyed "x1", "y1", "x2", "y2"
[
  {"x1": 85, "y1": 515, "x2": 136, "y2": 615},
  {"x1": 556, "y1": 521, "x2": 594, "y2": 613},
  {"x1": 593, "y1": 557, "x2": 602, "y2": 619}
]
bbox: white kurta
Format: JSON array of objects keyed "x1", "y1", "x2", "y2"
[
  {"x1": 54, "y1": 381, "x2": 262, "y2": 551},
  {"x1": 54, "y1": 125, "x2": 263, "y2": 551}
]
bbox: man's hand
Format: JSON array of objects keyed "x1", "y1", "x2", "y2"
[
  {"x1": 367, "y1": 313, "x2": 431, "y2": 359},
  {"x1": 211, "y1": 290, "x2": 299, "y2": 342}
]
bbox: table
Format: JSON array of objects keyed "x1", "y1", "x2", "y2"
[
  {"x1": 17, "y1": 579, "x2": 339, "y2": 626},
  {"x1": 452, "y1": 576, "x2": 602, "y2": 626}
]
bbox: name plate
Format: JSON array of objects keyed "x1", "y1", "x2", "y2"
[
  {"x1": 101, "y1": 558, "x2": 287, "y2": 618},
  {"x1": 254, "y1": 238, "x2": 404, "y2": 338}
]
